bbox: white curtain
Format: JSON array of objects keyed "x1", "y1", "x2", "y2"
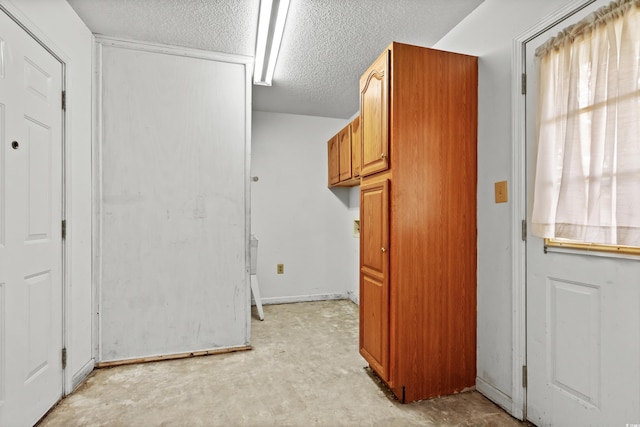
[{"x1": 532, "y1": 0, "x2": 640, "y2": 246}]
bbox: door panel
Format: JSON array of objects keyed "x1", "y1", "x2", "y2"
[
  {"x1": 327, "y1": 136, "x2": 339, "y2": 186},
  {"x1": 351, "y1": 116, "x2": 361, "y2": 178},
  {"x1": 360, "y1": 179, "x2": 389, "y2": 381},
  {"x1": 25, "y1": 118, "x2": 52, "y2": 240},
  {"x1": 548, "y1": 279, "x2": 600, "y2": 406},
  {"x1": 360, "y1": 181, "x2": 388, "y2": 275},
  {"x1": 25, "y1": 271, "x2": 52, "y2": 378},
  {"x1": 525, "y1": 2, "x2": 640, "y2": 424},
  {"x1": 338, "y1": 124, "x2": 351, "y2": 182},
  {"x1": 360, "y1": 50, "x2": 389, "y2": 177},
  {"x1": 360, "y1": 273, "x2": 388, "y2": 379},
  {"x1": 0, "y1": 9, "x2": 63, "y2": 427}
]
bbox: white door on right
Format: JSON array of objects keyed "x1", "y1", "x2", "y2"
[{"x1": 525, "y1": 1, "x2": 640, "y2": 426}]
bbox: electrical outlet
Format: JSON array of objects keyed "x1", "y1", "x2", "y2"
[
  {"x1": 277, "y1": 264, "x2": 284, "y2": 274},
  {"x1": 495, "y1": 180, "x2": 508, "y2": 203},
  {"x1": 353, "y1": 219, "x2": 360, "y2": 237}
]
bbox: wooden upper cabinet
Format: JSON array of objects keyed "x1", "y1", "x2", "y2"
[
  {"x1": 338, "y1": 124, "x2": 352, "y2": 182},
  {"x1": 327, "y1": 135, "x2": 340, "y2": 186},
  {"x1": 351, "y1": 116, "x2": 361, "y2": 178},
  {"x1": 360, "y1": 49, "x2": 389, "y2": 177},
  {"x1": 327, "y1": 117, "x2": 361, "y2": 188}
]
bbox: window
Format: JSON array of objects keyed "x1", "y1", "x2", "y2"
[{"x1": 531, "y1": 0, "x2": 640, "y2": 253}]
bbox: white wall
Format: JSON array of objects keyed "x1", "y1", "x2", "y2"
[
  {"x1": 433, "y1": 0, "x2": 576, "y2": 413},
  {"x1": 251, "y1": 111, "x2": 360, "y2": 304},
  {"x1": 0, "y1": 0, "x2": 94, "y2": 392}
]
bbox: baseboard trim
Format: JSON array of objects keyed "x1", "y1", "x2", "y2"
[
  {"x1": 347, "y1": 291, "x2": 359, "y2": 305},
  {"x1": 95, "y1": 345, "x2": 252, "y2": 368},
  {"x1": 70, "y1": 358, "x2": 95, "y2": 392},
  {"x1": 259, "y1": 293, "x2": 349, "y2": 305},
  {"x1": 476, "y1": 377, "x2": 513, "y2": 415}
]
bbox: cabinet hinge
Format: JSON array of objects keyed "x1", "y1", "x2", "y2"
[
  {"x1": 521, "y1": 219, "x2": 527, "y2": 241},
  {"x1": 62, "y1": 90, "x2": 66, "y2": 111},
  {"x1": 522, "y1": 365, "x2": 528, "y2": 388},
  {"x1": 521, "y1": 73, "x2": 527, "y2": 95},
  {"x1": 62, "y1": 347, "x2": 67, "y2": 369},
  {"x1": 62, "y1": 219, "x2": 66, "y2": 239}
]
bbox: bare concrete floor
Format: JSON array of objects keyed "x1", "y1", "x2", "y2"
[{"x1": 40, "y1": 300, "x2": 527, "y2": 426}]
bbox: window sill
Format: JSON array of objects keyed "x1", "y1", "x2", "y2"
[{"x1": 544, "y1": 239, "x2": 640, "y2": 260}]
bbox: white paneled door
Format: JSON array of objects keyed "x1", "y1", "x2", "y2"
[
  {"x1": 0, "y1": 10, "x2": 64, "y2": 427},
  {"x1": 525, "y1": 2, "x2": 640, "y2": 425}
]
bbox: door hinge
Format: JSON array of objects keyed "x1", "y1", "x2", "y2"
[
  {"x1": 62, "y1": 219, "x2": 66, "y2": 239},
  {"x1": 521, "y1": 73, "x2": 527, "y2": 95},
  {"x1": 61, "y1": 348, "x2": 67, "y2": 369},
  {"x1": 521, "y1": 219, "x2": 527, "y2": 241},
  {"x1": 522, "y1": 365, "x2": 528, "y2": 388},
  {"x1": 62, "y1": 90, "x2": 66, "y2": 111}
]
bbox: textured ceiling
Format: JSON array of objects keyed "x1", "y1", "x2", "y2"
[{"x1": 67, "y1": 0, "x2": 484, "y2": 119}]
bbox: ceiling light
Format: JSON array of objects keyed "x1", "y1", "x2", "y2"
[{"x1": 254, "y1": 0, "x2": 290, "y2": 86}]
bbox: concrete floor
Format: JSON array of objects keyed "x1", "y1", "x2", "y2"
[{"x1": 40, "y1": 300, "x2": 527, "y2": 426}]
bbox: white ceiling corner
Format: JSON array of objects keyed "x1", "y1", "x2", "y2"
[{"x1": 68, "y1": 0, "x2": 484, "y2": 119}]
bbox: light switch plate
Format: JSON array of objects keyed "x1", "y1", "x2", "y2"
[{"x1": 495, "y1": 181, "x2": 508, "y2": 203}]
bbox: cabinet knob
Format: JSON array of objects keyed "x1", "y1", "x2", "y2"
[
  {"x1": 380, "y1": 153, "x2": 386, "y2": 159},
  {"x1": 381, "y1": 247, "x2": 386, "y2": 253}
]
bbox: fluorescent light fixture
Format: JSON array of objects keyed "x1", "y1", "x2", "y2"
[{"x1": 254, "y1": 0, "x2": 290, "y2": 86}]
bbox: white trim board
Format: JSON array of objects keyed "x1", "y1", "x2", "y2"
[
  {"x1": 71, "y1": 359, "x2": 94, "y2": 392},
  {"x1": 347, "y1": 290, "x2": 359, "y2": 305},
  {"x1": 94, "y1": 35, "x2": 253, "y2": 66},
  {"x1": 258, "y1": 293, "x2": 349, "y2": 306},
  {"x1": 477, "y1": 377, "x2": 512, "y2": 414},
  {"x1": 510, "y1": 0, "x2": 597, "y2": 420},
  {"x1": 92, "y1": 37, "x2": 102, "y2": 365}
]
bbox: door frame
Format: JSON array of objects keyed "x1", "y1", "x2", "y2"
[
  {"x1": 0, "y1": 1, "x2": 69, "y2": 394},
  {"x1": 510, "y1": 0, "x2": 598, "y2": 420}
]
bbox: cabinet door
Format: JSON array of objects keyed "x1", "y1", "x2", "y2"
[
  {"x1": 360, "y1": 179, "x2": 390, "y2": 382},
  {"x1": 351, "y1": 116, "x2": 361, "y2": 178},
  {"x1": 327, "y1": 135, "x2": 340, "y2": 186},
  {"x1": 338, "y1": 124, "x2": 352, "y2": 182},
  {"x1": 360, "y1": 50, "x2": 389, "y2": 177}
]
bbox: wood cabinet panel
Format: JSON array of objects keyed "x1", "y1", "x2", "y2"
[
  {"x1": 360, "y1": 273, "x2": 389, "y2": 381},
  {"x1": 360, "y1": 180, "x2": 388, "y2": 276},
  {"x1": 360, "y1": 50, "x2": 389, "y2": 177},
  {"x1": 351, "y1": 116, "x2": 361, "y2": 178},
  {"x1": 338, "y1": 124, "x2": 352, "y2": 182},
  {"x1": 359, "y1": 179, "x2": 389, "y2": 382},
  {"x1": 327, "y1": 135, "x2": 339, "y2": 186}
]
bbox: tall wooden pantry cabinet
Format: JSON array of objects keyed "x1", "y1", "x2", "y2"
[{"x1": 359, "y1": 42, "x2": 477, "y2": 403}]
